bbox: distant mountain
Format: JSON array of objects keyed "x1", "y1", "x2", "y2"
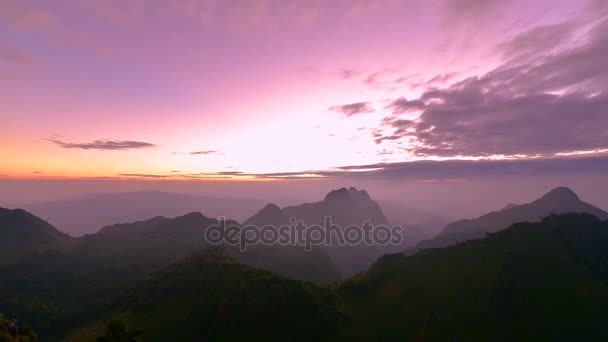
[
  {"x1": 282, "y1": 187, "x2": 388, "y2": 227},
  {"x1": 238, "y1": 203, "x2": 342, "y2": 284},
  {"x1": 76, "y1": 212, "x2": 228, "y2": 272},
  {"x1": 9, "y1": 191, "x2": 268, "y2": 236},
  {"x1": 244, "y1": 187, "x2": 391, "y2": 277},
  {"x1": 378, "y1": 200, "x2": 449, "y2": 247},
  {"x1": 68, "y1": 247, "x2": 350, "y2": 342},
  {"x1": 338, "y1": 213, "x2": 608, "y2": 340},
  {"x1": 415, "y1": 187, "x2": 608, "y2": 250}
]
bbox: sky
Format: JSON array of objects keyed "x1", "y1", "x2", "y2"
[{"x1": 1, "y1": 0, "x2": 607, "y2": 209}]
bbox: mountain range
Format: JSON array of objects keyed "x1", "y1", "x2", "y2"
[
  {"x1": 413, "y1": 186, "x2": 608, "y2": 251},
  {"x1": 5, "y1": 191, "x2": 270, "y2": 236},
  {"x1": 2, "y1": 186, "x2": 608, "y2": 340},
  {"x1": 245, "y1": 187, "x2": 391, "y2": 277}
]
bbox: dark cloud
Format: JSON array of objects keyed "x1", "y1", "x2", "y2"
[
  {"x1": 496, "y1": 21, "x2": 575, "y2": 61},
  {"x1": 47, "y1": 139, "x2": 158, "y2": 151},
  {"x1": 32, "y1": 171, "x2": 44, "y2": 174},
  {"x1": 374, "y1": 18, "x2": 608, "y2": 157},
  {"x1": 191, "y1": 154, "x2": 608, "y2": 180},
  {"x1": 114, "y1": 154, "x2": 608, "y2": 181},
  {"x1": 189, "y1": 150, "x2": 220, "y2": 155},
  {"x1": 386, "y1": 97, "x2": 426, "y2": 114},
  {"x1": 329, "y1": 102, "x2": 374, "y2": 117},
  {"x1": 316, "y1": 154, "x2": 608, "y2": 179}
]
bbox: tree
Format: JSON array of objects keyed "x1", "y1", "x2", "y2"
[{"x1": 95, "y1": 320, "x2": 141, "y2": 342}]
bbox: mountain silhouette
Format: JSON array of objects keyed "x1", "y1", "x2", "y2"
[
  {"x1": 0, "y1": 206, "x2": 344, "y2": 338},
  {"x1": 8, "y1": 191, "x2": 269, "y2": 236},
  {"x1": 415, "y1": 186, "x2": 608, "y2": 250},
  {"x1": 234, "y1": 202, "x2": 342, "y2": 284},
  {"x1": 243, "y1": 187, "x2": 391, "y2": 277},
  {"x1": 0, "y1": 208, "x2": 71, "y2": 264},
  {"x1": 339, "y1": 213, "x2": 608, "y2": 340},
  {"x1": 68, "y1": 247, "x2": 349, "y2": 341}
]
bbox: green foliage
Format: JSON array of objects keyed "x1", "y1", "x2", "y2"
[
  {"x1": 338, "y1": 213, "x2": 608, "y2": 341},
  {"x1": 0, "y1": 313, "x2": 39, "y2": 342},
  {"x1": 98, "y1": 248, "x2": 350, "y2": 342},
  {"x1": 5, "y1": 206, "x2": 608, "y2": 341},
  {"x1": 95, "y1": 320, "x2": 141, "y2": 342}
]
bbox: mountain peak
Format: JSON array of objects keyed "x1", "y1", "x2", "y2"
[
  {"x1": 540, "y1": 187, "x2": 580, "y2": 202},
  {"x1": 244, "y1": 203, "x2": 283, "y2": 226},
  {"x1": 260, "y1": 203, "x2": 281, "y2": 214},
  {"x1": 324, "y1": 187, "x2": 351, "y2": 201},
  {"x1": 324, "y1": 186, "x2": 372, "y2": 202}
]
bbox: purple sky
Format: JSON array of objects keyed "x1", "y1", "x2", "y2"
[{"x1": 0, "y1": 0, "x2": 607, "y2": 210}]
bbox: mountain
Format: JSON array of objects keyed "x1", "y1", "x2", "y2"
[
  {"x1": 76, "y1": 212, "x2": 224, "y2": 272},
  {"x1": 68, "y1": 247, "x2": 349, "y2": 342},
  {"x1": 282, "y1": 187, "x2": 388, "y2": 227},
  {"x1": 338, "y1": 213, "x2": 608, "y2": 341},
  {"x1": 236, "y1": 203, "x2": 342, "y2": 284},
  {"x1": 0, "y1": 207, "x2": 345, "y2": 338},
  {"x1": 9, "y1": 191, "x2": 269, "y2": 236},
  {"x1": 5, "y1": 206, "x2": 608, "y2": 340},
  {"x1": 415, "y1": 186, "x2": 608, "y2": 250},
  {"x1": 0, "y1": 207, "x2": 71, "y2": 264},
  {"x1": 378, "y1": 200, "x2": 449, "y2": 247},
  {"x1": 244, "y1": 187, "x2": 391, "y2": 277}
]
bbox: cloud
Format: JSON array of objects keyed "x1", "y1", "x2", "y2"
[
  {"x1": 373, "y1": 17, "x2": 608, "y2": 157},
  {"x1": 332, "y1": 154, "x2": 608, "y2": 179},
  {"x1": 440, "y1": 0, "x2": 511, "y2": 27},
  {"x1": 0, "y1": 41, "x2": 40, "y2": 68},
  {"x1": 117, "y1": 171, "x2": 241, "y2": 179},
  {"x1": 32, "y1": 171, "x2": 44, "y2": 174},
  {"x1": 329, "y1": 102, "x2": 374, "y2": 117},
  {"x1": 117, "y1": 173, "x2": 170, "y2": 178},
  {"x1": 47, "y1": 139, "x2": 158, "y2": 151},
  {"x1": 386, "y1": 97, "x2": 426, "y2": 114},
  {"x1": 113, "y1": 153, "x2": 608, "y2": 181},
  {"x1": 188, "y1": 154, "x2": 608, "y2": 180},
  {"x1": 496, "y1": 20, "x2": 576, "y2": 61},
  {"x1": 338, "y1": 68, "x2": 360, "y2": 79},
  {"x1": 189, "y1": 150, "x2": 220, "y2": 155},
  {"x1": 438, "y1": 0, "x2": 513, "y2": 48},
  {"x1": 189, "y1": 171, "x2": 244, "y2": 176}
]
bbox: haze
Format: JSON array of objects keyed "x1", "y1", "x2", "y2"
[{"x1": 1, "y1": 0, "x2": 607, "y2": 226}]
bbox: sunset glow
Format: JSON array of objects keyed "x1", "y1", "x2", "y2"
[{"x1": 1, "y1": 0, "x2": 607, "y2": 181}]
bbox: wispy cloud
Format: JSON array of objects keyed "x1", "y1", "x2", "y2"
[
  {"x1": 117, "y1": 173, "x2": 170, "y2": 178},
  {"x1": 190, "y1": 150, "x2": 220, "y2": 155},
  {"x1": 47, "y1": 139, "x2": 158, "y2": 151},
  {"x1": 329, "y1": 102, "x2": 374, "y2": 117}
]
